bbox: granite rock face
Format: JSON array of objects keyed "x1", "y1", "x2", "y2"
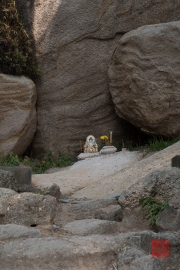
[
  {"x1": 119, "y1": 168, "x2": 180, "y2": 209},
  {"x1": 0, "y1": 169, "x2": 18, "y2": 191},
  {"x1": 1, "y1": 231, "x2": 180, "y2": 270},
  {"x1": 0, "y1": 74, "x2": 37, "y2": 156},
  {"x1": 108, "y1": 21, "x2": 180, "y2": 137},
  {"x1": 118, "y1": 168, "x2": 180, "y2": 232},
  {"x1": 0, "y1": 190, "x2": 57, "y2": 226},
  {"x1": 15, "y1": 0, "x2": 180, "y2": 156},
  {"x1": 0, "y1": 224, "x2": 41, "y2": 240},
  {"x1": 63, "y1": 219, "x2": 120, "y2": 236},
  {"x1": 156, "y1": 191, "x2": 180, "y2": 231}
]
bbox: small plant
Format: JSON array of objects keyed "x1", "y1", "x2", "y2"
[
  {"x1": 0, "y1": 151, "x2": 19, "y2": 166},
  {"x1": 22, "y1": 152, "x2": 73, "y2": 174},
  {"x1": 140, "y1": 196, "x2": 168, "y2": 229},
  {"x1": 0, "y1": 0, "x2": 40, "y2": 79},
  {"x1": 116, "y1": 136, "x2": 180, "y2": 153},
  {"x1": 0, "y1": 151, "x2": 73, "y2": 174},
  {"x1": 147, "y1": 136, "x2": 180, "y2": 151}
]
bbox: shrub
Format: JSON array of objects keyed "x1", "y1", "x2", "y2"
[
  {"x1": 0, "y1": 0, "x2": 40, "y2": 79},
  {"x1": 140, "y1": 196, "x2": 168, "y2": 229},
  {"x1": 0, "y1": 151, "x2": 73, "y2": 174}
]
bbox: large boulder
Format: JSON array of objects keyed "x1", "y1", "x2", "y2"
[
  {"x1": 0, "y1": 189, "x2": 58, "y2": 226},
  {"x1": 0, "y1": 74, "x2": 37, "y2": 156},
  {"x1": 15, "y1": 0, "x2": 180, "y2": 156},
  {"x1": 108, "y1": 21, "x2": 180, "y2": 137}
]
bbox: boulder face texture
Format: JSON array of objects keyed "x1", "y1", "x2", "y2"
[
  {"x1": 119, "y1": 168, "x2": 180, "y2": 209},
  {"x1": 0, "y1": 190, "x2": 57, "y2": 226},
  {"x1": 1, "y1": 231, "x2": 180, "y2": 270},
  {"x1": 118, "y1": 168, "x2": 180, "y2": 232},
  {"x1": 63, "y1": 219, "x2": 120, "y2": 236},
  {"x1": 0, "y1": 74, "x2": 37, "y2": 156},
  {"x1": 0, "y1": 224, "x2": 41, "y2": 240},
  {"x1": 108, "y1": 21, "x2": 180, "y2": 137},
  {"x1": 16, "y1": 0, "x2": 180, "y2": 156},
  {"x1": 0, "y1": 169, "x2": 18, "y2": 191},
  {"x1": 156, "y1": 191, "x2": 180, "y2": 231}
]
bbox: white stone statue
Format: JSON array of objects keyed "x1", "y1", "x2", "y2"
[{"x1": 84, "y1": 135, "x2": 98, "y2": 153}]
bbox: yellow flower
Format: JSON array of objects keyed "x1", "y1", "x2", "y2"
[{"x1": 100, "y1": 135, "x2": 109, "y2": 140}]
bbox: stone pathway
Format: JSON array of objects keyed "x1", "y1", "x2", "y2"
[
  {"x1": 32, "y1": 141, "x2": 180, "y2": 200},
  {"x1": 71, "y1": 141, "x2": 180, "y2": 199},
  {"x1": 32, "y1": 150, "x2": 143, "y2": 196}
]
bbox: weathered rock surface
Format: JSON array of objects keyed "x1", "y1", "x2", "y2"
[
  {"x1": 119, "y1": 168, "x2": 180, "y2": 209},
  {"x1": 156, "y1": 191, "x2": 180, "y2": 231},
  {"x1": 16, "y1": 0, "x2": 180, "y2": 156},
  {"x1": 0, "y1": 74, "x2": 37, "y2": 156},
  {"x1": 64, "y1": 219, "x2": 120, "y2": 235},
  {"x1": 0, "y1": 166, "x2": 32, "y2": 192},
  {"x1": 0, "y1": 169, "x2": 18, "y2": 191},
  {"x1": 54, "y1": 198, "x2": 123, "y2": 229},
  {"x1": 108, "y1": 21, "x2": 180, "y2": 137},
  {"x1": 0, "y1": 188, "x2": 17, "y2": 200},
  {"x1": 118, "y1": 168, "x2": 180, "y2": 232},
  {"x1": 94, "y1": 204, "x2": 122, "y2": 222},
  {"x1": 0, "y1": 224, "x2": 41, "y2": 240},
  {"x1": 47, "y1": 183, "x2": 61, "y2": 201},
  {"x1": 1, "y1": 231, "x2": 180, "y2": 270},
  {"x1": 0, "y1": 189, "x2": 57, "y2": 226}
]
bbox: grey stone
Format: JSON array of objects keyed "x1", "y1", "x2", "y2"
[
  {"x1": 68, "y1": 198, "x2": 122, "y2": 221},
  {"x1": 48, "y1": 184, "x2": 61, "y2": 201},
  {"x1": 171, "y1": 155, "x2": 180, "y2": 168},
  {"x1": 18, "y1": 184, "x2": 40, "y2": 193},
  {"x1": 1, "y1": 231, "x2": 180, "y2": 270},
  {"x1": 99, "y1": 146, "x2": 117, "y2": 155},
  {"x1": 0, "y1": 166, "x2": 31, "y2": 188},
  {"x1": 116, "y1": 206, "x2": 150, "y2": 233},
  {"x1": 156, "y1": 206, "x2": 180, "y2": 231},
  {"x1": 63, "y1": 219, "x2": 120, "y2": 235},
  {"x1": 119, "y1": 168, "x2": 180, "y2": 209},
  {"x1": 118, "y1": 168, "x2": 180, "y2": 232},
  {"x1": 108, "y1": 21, "x2": 180, "y2": 137},
  {"x1": 95, "y1": 204, "x2": 123, "y2": 222},
  {"x1": 0, "y1": 188, "x2": 17, "y2": 200},
  {"x1": 55, "y1": 198, "x2": 122, "y2": 228},
  {"x1": 0, "y1": 224, "x2": 41, "y2": 240},
  {"x1": 130, "y1": 255, "x2": 161, "y2": 270},
  {"x1": 0, "y1": 169, "x2": 18, "y2": 191},
  {"x1": 0, "y1": 191, "x2": 58, "y2": 226},
  {"x1": 118, "y1": 247, "x2": 146, "y2": 267}
]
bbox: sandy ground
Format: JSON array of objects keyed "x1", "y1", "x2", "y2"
[{"x1": 32, "y1": 150, "x2": 143, "y2": 196}]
